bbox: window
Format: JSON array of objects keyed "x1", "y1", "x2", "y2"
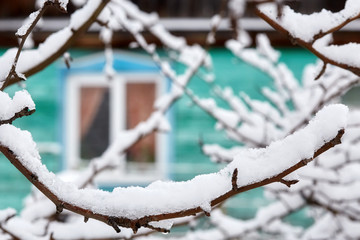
[
  {"x1": 80, "y1": 86, "x2": 110, "y2": 161},
  {"x1": 65, "y1": 73, "x2": 168, "y2": 185}
]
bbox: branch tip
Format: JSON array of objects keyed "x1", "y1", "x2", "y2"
[
  {"x1": 232, "y1": 168, "x2": 238, "y2": 190},
  {"x1": 131, "y1": 222, "x2": 140, "y2": 234},
  {"x1": 276, "y1": 1, "x2": 284, "y2": 19},
  {"x1": 56, "y1": 202, "x2": 64, "y2": 215},
  {"x1": 315, "y1": 62, "x2": 327, "y2": 80},
  {"x1": 279, "y1": 179, "x2": 299, "y2": 188},
  {"x1": 108, "y1": 217, "x2": 121, "y2": 233},
  {"x1": 313, "y1": 129, "x2": 344, "y2": 158}
]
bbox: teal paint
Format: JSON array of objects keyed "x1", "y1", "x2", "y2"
[
  {"x1": 0, "y1": 47, "x2": 317, "y2": 224},
  {"x1": 173, "y1": 47, "x2": 316, "y2": 223}
]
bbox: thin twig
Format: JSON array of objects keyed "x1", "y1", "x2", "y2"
[
  {"x1": 4, "y1": 2, "x2": 50, "y2": 89},
  {"x1": 1, "y1": 0, "x2": 110, "y2": 90}
]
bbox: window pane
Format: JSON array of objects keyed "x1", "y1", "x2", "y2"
[
  {"x1": 79, "y1": 87, "x2": 110, "y2": 160},
  {"x1": 126, "y1": 83, "x2": 156, "y2": 165}
]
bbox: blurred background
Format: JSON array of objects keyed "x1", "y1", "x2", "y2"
[{"x1": 0, "y1": 0, "x2": 357, "y2": 228}]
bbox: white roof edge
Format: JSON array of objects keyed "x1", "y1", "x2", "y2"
[
  {"x1": 1, "y1": 17, "x2": 360, "y2": 33},
  {"x1": 0, "y1": 18, "x2": 272, "y2": 32}
]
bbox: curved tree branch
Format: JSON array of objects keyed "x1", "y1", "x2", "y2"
[{"x1": 0, "y1": 122, "x2": 345, "y2": 234}]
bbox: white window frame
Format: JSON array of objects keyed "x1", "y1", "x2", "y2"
[{"x1": 65, "y1": 72, "x2": 168, "y2": 185}]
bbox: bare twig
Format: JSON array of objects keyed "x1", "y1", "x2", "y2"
[
  {"x1": 315, "y1": 62, "x2": 327, "y2": 80},
  {"x1": 3, "y1": 2, "x2": 50, "y2": 89},
  {"x1": 0, "y1": 108, "x2": 35, "y2": 125},
  {"x1": 279, "y1": 179, "x2": 299, "y2": 188},
  {"x1": 1, "y1": 0, "x2": 110, "y2": 90}
]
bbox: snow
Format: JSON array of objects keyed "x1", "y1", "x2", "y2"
[
  {"x1": 339, "y1": 216, "x2": 360, "y2": 239},
  {"x1": 16, "y1": 10, "x2": 40, "y2": 37},
  {"x1": 0, "y1": 90, "x2": 35, "y2": 121},
  {"x1": 0, "y1": 208, "x2": 16, "y2": 222},
  {"x1": 256, "y1": 34, "x2": 280, "y2": 63},
  {"x1": 148, "y1": 219, "x2": 174, "y2": 231},
  {"x1": 178, "y1": 45, "x2": 206, "y2": 68},
  {"x1": 202, "y1": 144, "x2": 243, "y2": 163},
  {"x1": 258, "y1": 2, "x2": 360, "y2": 42},
  {"x1": 262, "y1": 87, "x2": 288, "y2": 115},
  {"x1": 242, "y1": 93, "x2": 283, "y2": 126},
  {"x1": 218, "y1": 87, "x2": 252, "y2": 123},
  {"x1": 49, "y1": 217, "x2": 142, "y2": 239},
  {"x1": 150, "y1": 24, "x2": 186, "y2": 50},
  {"x1": 299, "y1": 166, "x2": 337, "y2": 182},
  {"x1": 71, "y1": 0, "x2": 86, "y2": 7},
  {"x1": 113, "y1": 0, "x2": 187, "y2": 51},
  {"x1": 195, "y1": 97, "x2": 240, "y2": 130},
  {"x1": 0, "y1": 104, "x2": 347, "y2": 224},
  {"x1": 230, "y1": 104, "x2": 347, "y2": 186},
  {"x1": 115, "y1": 0, "x2": 158, "y2": 26},
  {"x1": 228, "y1": 0, "x2": 246, "y2": 18},
  {"x1": 319, "y1": 181, "x2": 360, "y2": 201},
  {"x1": 209, "y1": 195, "x2": 304, "y2": 239},
  {"x1": 1, "y1": 0, "x2": 358, "y2": 237},
  {"x1": 21, "y1": 198, "x2": 55, "y2": 221},
  {"x1": 207, "y1": 14, "x2": 221, "y2": 44},
  {"x1": 99, "y1": 27, "x2": 113, "y2": 44},
  {"x1": 0, "y1": 0, "x2": 104, "y2": 88},
  {"x1": 315, "y1": 42, "x2": 360, "y2": 69},
  {"x1": 69, "y1": 0, "x2": 101, "y2": 30},
  {"x1": 302, "y1": 213, "x2": 338, "y2": 239},
  {"x1": 58, "y1": 0, "x2": 69, "y2": 11}
]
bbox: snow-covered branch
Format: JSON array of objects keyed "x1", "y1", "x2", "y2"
[
  {"x1": 201, "y1": 33, "x2": 358, "y2": 158},
  {"x1": 1, "y1": 1, "x2": 360, "y2": 239},
  {"x1": 0, "y1": 102, "x2": 347, "y2": 233},
  {"x1": 257, "y1": 1, "x2": 360, "y2": 77},
  {"x1": 0, "y1": 90, "x2": 35, "y2": 125}
]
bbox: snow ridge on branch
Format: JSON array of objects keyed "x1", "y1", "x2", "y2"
[
  {"x1": 0, "y1": 103, "x2": 347, "y2": 232},
  {"x1": 0, "y1": 90, "x2": 35, "y2": 125}
]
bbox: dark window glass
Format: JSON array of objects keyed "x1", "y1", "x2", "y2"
[{"x1": 79, "y1": 87, "x2": 110, "y2": 160}]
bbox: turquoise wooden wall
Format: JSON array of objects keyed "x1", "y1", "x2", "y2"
[{"x1": 0, "y1": 48, "x2": 316, "y2": 223}]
